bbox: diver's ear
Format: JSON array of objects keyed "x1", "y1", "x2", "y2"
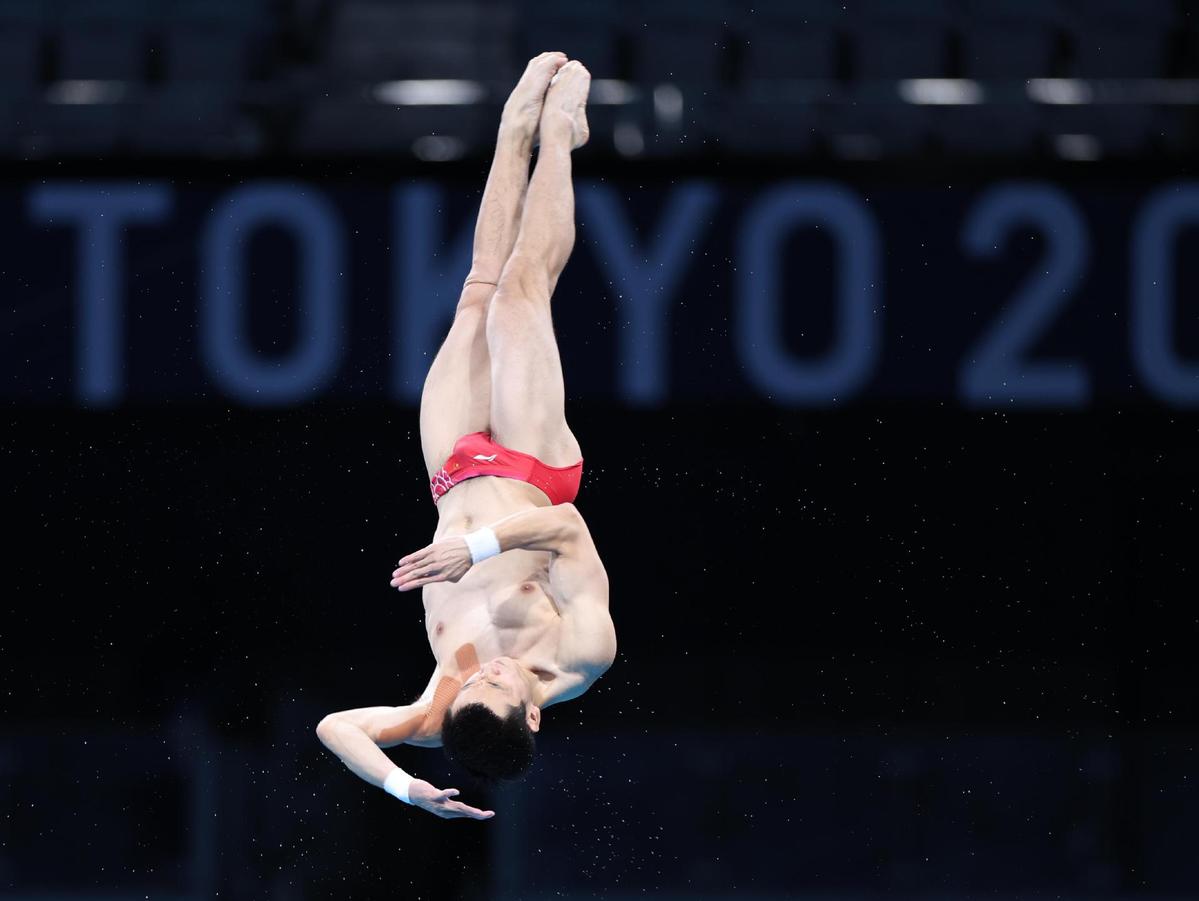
[{"x1": 526, "y1": 704, "x2": 541, "y2": 733}]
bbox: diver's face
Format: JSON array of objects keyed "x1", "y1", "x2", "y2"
[{"x1": 451, "y1": 657, "x2": 526, "y2": 715}]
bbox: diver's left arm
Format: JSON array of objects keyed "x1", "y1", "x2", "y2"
[
  {"x1": 545, "y1": 513, "x2": 617, "y2": 690},
  {"x1": 391, "y1": 503, "x2": 585, "y2": 591}
]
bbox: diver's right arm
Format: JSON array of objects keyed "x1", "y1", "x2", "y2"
[
  {"x1": 316, "y1": 703, "x2": 427, "y2": 783},
  {"x1": 391, "y1": 503, "x2": 585, "y2": 591},
  {"x1": 316, "y1": 705, "x2": 495, "y2": 820}
]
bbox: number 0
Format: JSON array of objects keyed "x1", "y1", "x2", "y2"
[{"x1": 1131, "y1": 184, "x2": 1199, "y2": 406}]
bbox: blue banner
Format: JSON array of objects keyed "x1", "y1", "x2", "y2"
[{"x1": 6, "y1": 177, "x2": 1198, "y2": 407}]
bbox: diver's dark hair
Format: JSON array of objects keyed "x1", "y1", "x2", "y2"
[{"x1": 441, "y1": 701, "x2": 535, "y2": 784}]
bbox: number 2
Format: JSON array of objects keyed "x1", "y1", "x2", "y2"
[{"x1": 959, "y1": 184, "x2": 1090, "y2": 407}]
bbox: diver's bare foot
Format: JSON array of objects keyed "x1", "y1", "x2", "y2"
[
  {"x1": 501, "y1": 51, "x2": 568, "y2": 143},
  {"x1": 541, "y1": 60, "x2": 591, "y2": 150}
]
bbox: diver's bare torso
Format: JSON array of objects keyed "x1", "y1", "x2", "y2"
[{"x1": 423, "y1": 476, "x2": 610, "y2": 712}]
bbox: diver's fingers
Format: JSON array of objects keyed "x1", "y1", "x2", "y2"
[{"x1": 448, "y1": 801, "x2": 495, "y2": 820}]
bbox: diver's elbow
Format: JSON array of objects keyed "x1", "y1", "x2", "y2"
[{"x1": 315, "y1": 713, "x2": 341, "y2": 745}]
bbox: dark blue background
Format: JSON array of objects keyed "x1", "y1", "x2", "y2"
[{"x1": 4, "y1": 162, "x2": 1198, "y2": 900}]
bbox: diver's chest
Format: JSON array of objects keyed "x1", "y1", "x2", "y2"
[{"x1": 424, "y1": 572, "x2": 560, "y2": 635}]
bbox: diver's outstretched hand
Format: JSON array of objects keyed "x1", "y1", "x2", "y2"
[
  {"x1": 391, "y1": 538, "x2": 473, "y2": 591},
  {"x1": 408, "y1": 779, "x2": 495, "y2": 820}
]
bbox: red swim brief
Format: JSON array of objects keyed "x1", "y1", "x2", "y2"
[{"x1": 430, "y1": 431, "x2": 583, "y2": 506}]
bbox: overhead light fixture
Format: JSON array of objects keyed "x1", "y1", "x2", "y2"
[
  {"x1": 898, "y1": 79, "x2": 983, "y2": 105},
  {"x1": 653, "y1": 84, "x2": 684, "y2": 125},
  {"x1": 1027, "y1": 79, "x2": 1092, "y2": 105},
  {"x1": 46, "y1": 80, "x2": 128, "y2": 105},
  {"x1": 591, "y1": 80, "x2": 637, "y2": 105},
  {"x1": 374, "y1": 80, "x2": 485, "y2": 106},
  {"x1": 412, "y1": 135, "x2": 466, "y2": 161},
  {"x1": 1053, "y1": 134, "x2": 1101, "y2": 160},
  {"x1": 613, "y1": 122, "x2": 644, "y2": 156}
]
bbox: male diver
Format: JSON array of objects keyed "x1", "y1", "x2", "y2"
[{"x1": 317, "y1": 54, "x2": 616, "y2": 820}]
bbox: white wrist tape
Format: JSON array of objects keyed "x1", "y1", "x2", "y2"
[
  {"x1": 463, "y1": 527, "x2": 501, "y2": 564},
  {"x1": 383, "y1": 766, "x2": 414, "y2": 804}
]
